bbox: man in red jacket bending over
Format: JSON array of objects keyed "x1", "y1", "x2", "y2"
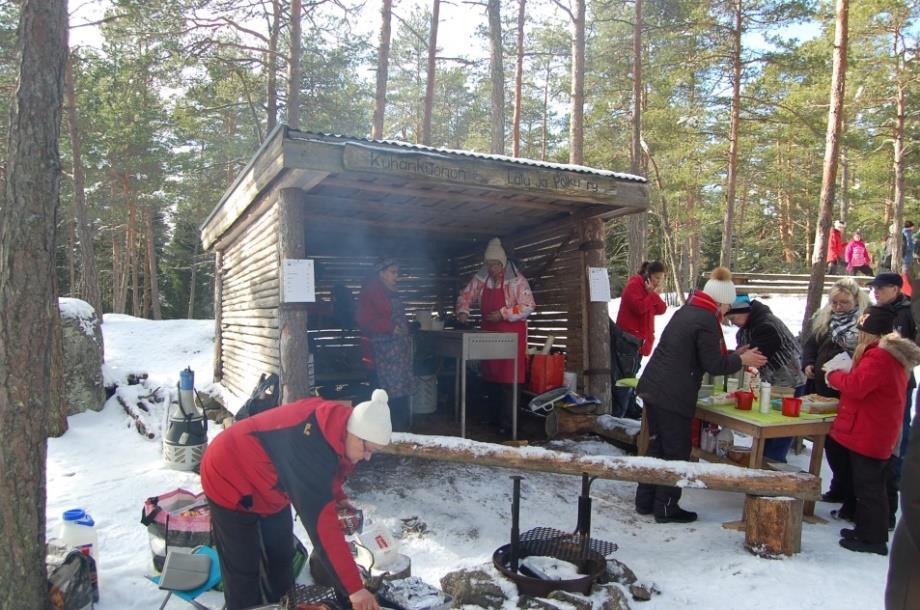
[{"x1": 201, "y1": 389, "x2": 393, "y2": 610}]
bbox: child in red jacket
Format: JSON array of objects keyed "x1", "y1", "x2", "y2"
[{"x1": 825, "y1": 306, "x2": 920, "y2": 555}]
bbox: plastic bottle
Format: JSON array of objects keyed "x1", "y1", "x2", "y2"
[
  {"x1": 58, "y1": 509, "x2": 98, "y2": 561},
  {"x1": 759, "y1": 381, "x2": 772, "y2": 414}
]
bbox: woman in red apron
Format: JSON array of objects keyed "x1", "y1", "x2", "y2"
[{"x1": 457, "y1": 238, "x2": 535, "y2": 433}]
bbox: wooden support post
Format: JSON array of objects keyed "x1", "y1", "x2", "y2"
[
  {"x1": 742, "y1": 495, "x2": 803, "y2": 557},
  {"x1": 213, "y1": 250, "x2": 223, "y2": 382},
  {"x1": 278, "y1": 188, "x2": 311, "y2": 403},
  {"x1": 582, "y1": 218, "x2": 612, "y2": 413}
]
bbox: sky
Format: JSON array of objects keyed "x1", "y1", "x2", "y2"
[{"x1": 44, "y1": 292, "x2": 901, "y2": 609}]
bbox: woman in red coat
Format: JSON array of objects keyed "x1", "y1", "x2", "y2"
[
  {"x1": 616, "y1": 260, "x2": 667, "y2": 358},
  {"x1": 825, "y1": 307, "x2": 920, "y2": 555}
]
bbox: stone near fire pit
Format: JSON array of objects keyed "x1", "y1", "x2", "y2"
[
  {"x1": 439, "y1": 567, "x2": 506, "y2": 609},
  {"x1": 603, "y1": 558, "x2": 637, "y2": 585},
  {"x1": 59, "y1": 298, "x2": 105, "y2": 414}
]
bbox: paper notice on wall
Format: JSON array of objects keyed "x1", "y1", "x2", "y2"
[
  {"x1": 281, "y1": 259, "x2": 316, "y2": 303},
  {"x1": 587, "y1": 267, "x2": 611, "y2": 302}
]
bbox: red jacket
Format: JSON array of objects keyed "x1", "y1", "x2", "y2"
[
  {"x1": 827, "y1": 228, "x2": 844, "y2": 263},
  {"x1": 827, "y1": 335, "x2": 919, "y2": 459},
  {"x1": 616, "y1": 274, "x2": 667, "y2": 357},
  {"x1": 200, "y1": 399, "x2": 362, "y2": 594}
]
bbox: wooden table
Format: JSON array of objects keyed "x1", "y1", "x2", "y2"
[
  {"x1": 693, "y1": 402, "x2": 834, "y2": 517},
  {"x1": 415, "y1": 330, "x2": 519, "y2": 439}
]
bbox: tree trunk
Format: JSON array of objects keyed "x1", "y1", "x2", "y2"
[
  {"x1": 803, "y1": 0, "x2": 848, "y2": 329},
  {"x1": 287, "y1": 0, "x2": 303, "y2": 129},
  {"x1": 144, "y1": 205, "x2": 162, "y2": 320},
  {"x1": 720, "y1": 0, "x2": 743, "y2": 269},
  {"x1": 511, "y1": 0, "x2": 526, "y2": 157},
  {"x1": 890, "y1": 28, "x2": 906, "y2": 271},
  {"x1": 127, "y1": 192, "x2": 141, "y2": 317},
  {"x1": 0, "y1": 0, "x2": 67, "y2": 605},
  {"x1": 112, "y1": 226, "x2": 126, "y2": 313},
  {"x1": 541, "y1": 59, "x2": 551, "y2": 160},
  {"x1": 626, "y1": 0, "x2": 646, "y2": 274},
  {"x1": 568, "y1": 0, "x2": 586, "y2": 165},
  {"x1": 488, "y1": 0, "x2": 505, "y2": 154},
  {"x1": 64, "y1": 55, "x2": 103, "y2": 316},
  {"x1": 278, "y1": 189, "x2": 311, "y2": 402},
  {"x1": 266, "y1": 0, "x2": 281, "y2": 132},
  {"x1": 371, "y1": 0, "x2": 393, "y2": 139},
  {"x1": 188, "y1": 240, "x2": 199, "y2": 319},
  {"x1": 421, "y1": 0, "x2": 440, "y2": 145},
  {"x1": 582, "y1": 219, "x2": 612, "y2": 411}
]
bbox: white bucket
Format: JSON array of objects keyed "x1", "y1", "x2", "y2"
[
  {"x1": 359, "y1": 525, "x2": 399, "y2": 569},
  {"x1": 411, "y1": 375, "x2": 438, "y2": 414}
]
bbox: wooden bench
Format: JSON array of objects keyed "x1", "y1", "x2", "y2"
[{"x1": 383, "y1": 435, "x2": 820, "y2": 557}]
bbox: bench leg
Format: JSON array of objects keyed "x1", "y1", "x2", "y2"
[{"x1": 743, "y1": 495, "x2": 803, "y2": 556}]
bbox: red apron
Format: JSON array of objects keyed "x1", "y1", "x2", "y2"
[{"x1": 480, "y1": 280, "x2": 527, "y2": 384}]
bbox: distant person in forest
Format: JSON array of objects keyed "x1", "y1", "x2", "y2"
[
  {"x1": 845, "y1": 229, "x2": 873, "y2": 276},
  {"x1": 616, "y1": 260, "x2": 668, "y2": 360},
  {"x1": 901, "y1": 221, "x2": 915, "y2": 276},
  {"x1": 828, "y1": 220, "x2": 846, "y2": 275}
]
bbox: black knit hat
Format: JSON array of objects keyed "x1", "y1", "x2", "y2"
[{"x1": 857, "y1": 306, "x2": 896, "y2": 336}]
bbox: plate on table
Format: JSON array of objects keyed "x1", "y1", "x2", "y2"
[{"x1": 799, "y1": 393, "x2": 839, "y2": 414}]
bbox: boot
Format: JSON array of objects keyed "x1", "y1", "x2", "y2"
[
  {"x1": 655, "y1": 507, "x2": 698, "y2": 524},
  {"x1": 839, "y1": 538, "x2": 888, "y2": 556}
]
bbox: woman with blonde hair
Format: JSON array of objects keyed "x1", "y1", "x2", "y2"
[{"x1": 802, "y1": 277, "x2": 869, "y2": 398}]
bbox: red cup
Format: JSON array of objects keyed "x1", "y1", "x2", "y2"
[
  {"x1": 782, "y1": 397, "x2": 802, "y2": 417},
  {"x1": 735, "y1": 391, "x2": 755, "y2": 411}
]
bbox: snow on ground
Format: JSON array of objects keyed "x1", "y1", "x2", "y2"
[{"x1": 47, "y1": 296, "x2": 893, "y2": 609}]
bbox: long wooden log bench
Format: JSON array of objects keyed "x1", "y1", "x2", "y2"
[
  {"x1": 382, "y1": 434, "x2": 820, "y2": 556},
  {"x1": 710, "y1": 272, "x2": 872, "y2": 295}
]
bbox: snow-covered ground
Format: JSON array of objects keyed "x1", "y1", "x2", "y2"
[{"x1": 47, "y1": 294, "x2": 895, "y2": 609}]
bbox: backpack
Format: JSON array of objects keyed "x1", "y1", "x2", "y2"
[
  {"x1": 235, "y1": 372, "x2": 281, "y2": 421},
  {"x1": 609, "y1": 322, "x2": 643, "y2": 419}
]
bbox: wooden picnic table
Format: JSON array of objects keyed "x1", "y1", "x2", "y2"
[{"x1": 638, "y1": 400, "x2": 835, "y2": 518}]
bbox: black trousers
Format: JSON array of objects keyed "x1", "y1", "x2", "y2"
[
  {"x1": 825, "y1": 437, "x2": 890, "y2": 544},
  {"x1": 208, "y1": 500, "x2": 295, "y2": 610},
  {"x1": 635, "y1": 402, "x2": 693, "y2": 517}
]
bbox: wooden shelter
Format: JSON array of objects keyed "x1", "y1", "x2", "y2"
[{"x1": 200, "y1": 126, "x2": 648, "y2": 413}]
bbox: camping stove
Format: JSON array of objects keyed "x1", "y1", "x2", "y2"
[
  {"x1": 492, "y1": 474, "x2": 616, "y2": 596},
  {"x1": 163, "y1": 368, "x2": 208, "y2": 472}
]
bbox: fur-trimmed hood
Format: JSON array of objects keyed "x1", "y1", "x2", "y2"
[{"x1": 880, "y1": 332, "x2": 920, "y2": 368}]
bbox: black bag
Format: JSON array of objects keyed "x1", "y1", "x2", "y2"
[
  {"x1": 48, "y1": 549, "x2": 97, "y2": 609},
  {"x1": 235, "y1": 372, "x2": 281, "y2": 421},
  {"x1": 609, "y1": 322, "x2": 643, "y2": 419}
]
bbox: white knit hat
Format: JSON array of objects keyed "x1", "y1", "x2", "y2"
[
  {"x1": 347, "y1": 389, "x2": 392, "y2": 445},
  {"x1": 702, "y1": 267, "x2": 737, "y2": 305},
  {"x1": 483, "y1": 238, "x2": 507, "y2": 266},
  {"x1": 834, "y1": 220, "x2": 846, "y2": 231}
]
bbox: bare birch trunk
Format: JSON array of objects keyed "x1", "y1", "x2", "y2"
[
  {"x1": 626, "y1": 0, "x2": 646, "y2": 275},
  {"x1": 803, "y1": 0, "x2": 848, "y2": 329},
  {"x1": 65, "y1": 55, "x2": 102, "y2": 315},
  {"x1": 0, "y1": 0, "x2": 67, "y2": 603},
  {"x1": 488, "y1": 0, "x2": 505, "y2": 154},
  {"x1": 720, "y1": 0, "x2": 742, "y2": 269},
  {"x1": 421, "y1": 0, "x2": 440, "y2": 145},
  {"x1": 372, "y1": 0, "x2": 393, "y2": 139},
  {"x1": 512, "y1": 0, "x2": 526, "y2": 157},
  {"x1": 287, "y1": 0, "x2": 303, "y2": 129}
]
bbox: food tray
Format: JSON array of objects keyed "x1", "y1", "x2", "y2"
[
  {"x1": 800, "y1": 395, "x2": 838, "y2": 414},
  {"x1": 699, "y1": 392, "x2": 735, "y2": 406}
]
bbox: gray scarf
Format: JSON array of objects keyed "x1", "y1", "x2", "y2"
[{"x1": 830, "y1": 309, "x2": 859, "y2": 351}]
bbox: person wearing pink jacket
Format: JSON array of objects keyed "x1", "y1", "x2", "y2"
[{"x1": 845, "y1": 229, "x2": 873, "y2": 276}]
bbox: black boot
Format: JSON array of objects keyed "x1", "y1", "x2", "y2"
[
  {"x1": 655, "y1": 507, "x2": 698, "y2": 524},
  {"x1": 839, "y1": 538, "x2": 888, "y2": 556}
]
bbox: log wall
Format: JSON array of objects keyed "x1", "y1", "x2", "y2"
[{"x1": 218, "y1": 200, "x2": 281, "y2": 401}]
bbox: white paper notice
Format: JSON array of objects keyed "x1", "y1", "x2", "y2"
[
  {"x1": 587, "y1": 267, "x2": 611, "y2": 302},
  {"x1": 281, "y1": 259, "x2": 316, "y2": 303}
]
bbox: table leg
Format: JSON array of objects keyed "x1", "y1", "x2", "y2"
[
  {"x1": 637, "y1": 409, "x2": 649, "y2": 456},
  {"x1": 512, "y1": 352, "x2": 518, "y2": 441},
  {"x1": 461, "y1": 358, "x2": 467, "y2": 438},
  {"x1": 750, "y1": 434, "x2": 766, "y2": 469},
  {"x1": 805, "y1": 434, "x2": 826, "y2": 517},
  {"x1": 454, "y1": 359, "x2": 460, "y2": 421}
]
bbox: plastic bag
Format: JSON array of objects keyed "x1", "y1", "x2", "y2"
[{"x1": 140, "y1": 488, "x2": 211, "y2": 572}]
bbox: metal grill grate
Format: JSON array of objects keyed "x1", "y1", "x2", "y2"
[
  {"x1": 282, "y1": 584, "x2": 341, "y2": 610},
  {"x1": 518, "y1": 527, "x2": 617, "y2": 561}
]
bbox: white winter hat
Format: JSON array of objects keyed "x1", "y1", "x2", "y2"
[
  {"x1": 347, "y1": 389, "x2": 392, "y2": 445},
  {"x1": 483, "y1": 237, "x2": 507, "y2": 266},
  {"x1": 702, "y1": 267, "x2": 737, "y2": 305},
  {"x1": 834, "y1": 220, "x2": 846, "y2": 231}
]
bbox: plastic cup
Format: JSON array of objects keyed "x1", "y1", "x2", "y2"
[
  {"x1": 782, "y1": 397, "x2": 802, "y2": 417},
  {"x1": 735, "y1": 391, "x2": 755, "y2": 411}
]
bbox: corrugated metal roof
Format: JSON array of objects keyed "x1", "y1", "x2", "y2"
[{"x1": 287, "y1": 130, "x2": 648, "y2": 183}]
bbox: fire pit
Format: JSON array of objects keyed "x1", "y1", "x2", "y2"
[{"x1": 492, "y1": 475, "x2": 616, "y2": 596}]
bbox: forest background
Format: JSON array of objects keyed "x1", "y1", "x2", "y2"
[{"x1": 0, "y1": 0, "x2": 917, "y2": 321}]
